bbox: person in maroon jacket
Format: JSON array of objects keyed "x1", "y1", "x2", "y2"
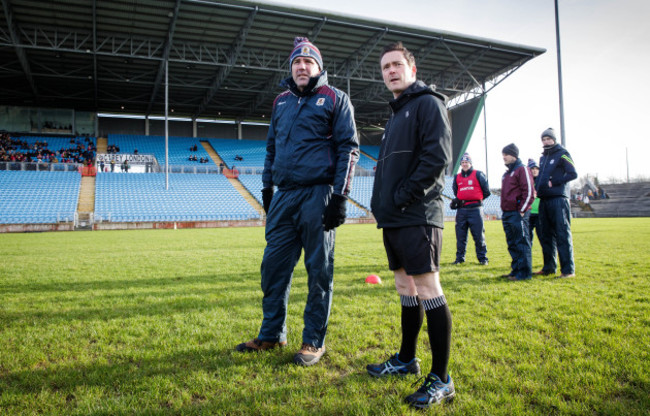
[{"x1": 500, "y1": 143, "x2": 535, "y2": 281}]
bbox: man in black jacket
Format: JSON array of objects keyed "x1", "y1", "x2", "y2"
[
  {"x1": 535, "y1": 127, "x2": 577, "y2": 278},
  {"x1": 367, "y1": 42, "x2": 455, "y2": 409}
]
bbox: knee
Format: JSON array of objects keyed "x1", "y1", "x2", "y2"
[{"x1": 394, "y1": 271, "x2": 417, "y2": 296}]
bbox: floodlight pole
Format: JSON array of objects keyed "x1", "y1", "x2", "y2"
[
  {"x1": 554, "y1": 0, "x2": 566, "y2": 147},
  {"x1": 626, "y1": 147, "x2": 629, "y2": 183},
  {"x1": 165, "y1": 58, "x2": 169, "y2": 190},
  {"x1": 482, "y1": 85, "x2": 488, "y2": 180}
]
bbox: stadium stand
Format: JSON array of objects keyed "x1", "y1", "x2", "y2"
[
  {"x1": 349, "y1": 176, "x2": 374, "y2": 211},
  {"x1": 1, "y1": 134, "x2": 506, "y2": 228},
  {"x1": 0, "y1": 171, "x2": 80, "y2": 224},
  {"x1": 94, "y1": 173, "x2": 260, "y2": 223},
  {"x1": 575, "y1": 182, "x2": 650, "y2": 218},
  {"x1": 107, "y1": 134, "x2": 212, "y2": 168},
  {"x1": 207, "y1": 138, "x2": 267, "y2": 171},
  {"x1": 360, "y1": 145, "x2": 380, "y2": 160},
  {"x1": 356, "y1": 154, "x2": 377, "y2": 173},
  {"x1": 238, "y1": 173, "x2": 368, "y2": 219}
]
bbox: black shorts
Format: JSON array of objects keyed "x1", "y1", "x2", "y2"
[{"x1": 383, "y1": 225, "x2": 443, "y2": 275}]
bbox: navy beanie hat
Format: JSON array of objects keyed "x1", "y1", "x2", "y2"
[
  {"x1": 541, "y1": 127, "x2": 557, "y2": 143},
  {"x1": 527, "y1": 158, "x2": 538, "y2": 169},
  {"x1": 290, "y1": 37, "x2": 323, "y2": 70},
  {"x1": 460, "y1": 152, "x2": 472, "y2": 164},
  {"x1": 502, "y1": 143, "x2": 519, "y2": 158}
]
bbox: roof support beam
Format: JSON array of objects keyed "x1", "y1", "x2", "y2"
[
  {"x1": 193, "y1": 6, "x2": 258, "y2": 118},
  {"x1": 2, "y1": 0, "x2": 38, "y2": 99},
  {"x1": 442, "y1": 42, "x2": 484, "y2": 92},
  {"x1": 146, "y1": 0, "x2": 182, "y2": 115},
  {"x1": 333, "y1": 28, "x2": 388, "y2": 79},
  {"x1": 92, "y1": 0, "x2": 98, "y2": 109}
]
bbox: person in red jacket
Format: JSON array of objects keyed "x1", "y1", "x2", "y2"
[
  {"x1": 452, "y1": 153, "x2": 491, "y2": 265},
  {"x1": 500, "y1": 143, "x2": 534, "y2": 281}
]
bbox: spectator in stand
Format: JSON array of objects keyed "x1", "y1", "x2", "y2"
[
  {"x1": 110, "y1": 159, "x2": 115, "y2": 172},
  {"x1": 527, "y1": 158, "x2": 541, "y2": 246},
  {"x1": 535, "y1": 128, "x2": 578, "y2": 278},
  {"x1": 500, "y1": 144, "x2": 534, "y2": 281},
  {"x1": 451, "y1": 152, "x2": 491, "y2": 265}
]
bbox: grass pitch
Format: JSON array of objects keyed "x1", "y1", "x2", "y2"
[{"x1": 1, "y1": 218, "x2": 649, "y2": 415}]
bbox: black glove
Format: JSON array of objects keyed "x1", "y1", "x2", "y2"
[
  {"x1": 450, "y1": 198, "x2": 460, "y2": 210},
  {"x1": 261, "y1": 188, "x2": 274, "y2": 214},
  {"x1": 323, "y1": 194, "x2": 347, "y2": 231}
]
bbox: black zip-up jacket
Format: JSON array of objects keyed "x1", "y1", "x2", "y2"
[
  {"x1": 536, "y1": 143, "x2": 577, "y2": 199},
  {"x1": 371, "y1": 80, "x2": 452, "y2": 228}
]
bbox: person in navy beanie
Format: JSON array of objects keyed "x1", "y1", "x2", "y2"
[
  {"x1": 500, "y1": 143, "x2": 534, "y2": 280},
  {"x1": 236, "y1": 36, "x2": 359, "y2": 366},
  {"x1": 534, "y1": 127, "x2": 577, "y2": 278},
  {"x1": 451, "y1": 152, "x2": 491, "y2": 265}
]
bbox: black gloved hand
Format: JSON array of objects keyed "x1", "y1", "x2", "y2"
[
  {"x1": 323, "y1": 193, "x2": 347, "y2": 231},
  {"x1": 450, "y1": 198, "x2": 460, "y2": 210},
  {"x1": 261, "y1": 188, "x2": 274, "y2": 214}
]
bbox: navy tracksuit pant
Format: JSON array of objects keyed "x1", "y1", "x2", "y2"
[
  {"x1": 258, "y1": 184, "x2": 334, "y2": 348},
  {"x1": 455, "y1": 207, "x2": 488, "y2": 263},
  {"x1": 538, "y1": 197, "x2": 575, "y2": 275},
  {"x1": 529, "y1": 213, "x2": 540, "y2": 246},
  {"x1": 502, "y1": 211, "x2": 532, "y2": 279}
]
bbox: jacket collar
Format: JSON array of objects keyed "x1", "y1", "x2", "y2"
[
  {"x1": 388, "y1": 80, "x2": 447, "y2": 113},
  {"x1": 505, "y1": 158, "x2": 523, "y2": 172},
  {"x1": 281, "y1": 70, "x2": 328, "y2": 97},
  {"x1": 543, "y1": 143, "x2": 563, "y2": 155},
  {"x1": 461, "y1": 167, "x2": 474, "y2": 177}
]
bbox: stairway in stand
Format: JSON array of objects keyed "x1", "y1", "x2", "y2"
[
  {"x1": 201, "y1": 140, "x2": 265, "y2": 217},
  {"x1": 97, "y1": 137, "x2": 108, "y2": 153},
  {"x1": 76, "y1": 176, "x2": 96, "y2": 229}
]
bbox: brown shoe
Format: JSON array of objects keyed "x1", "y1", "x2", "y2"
[
  {"x1": 235, "y1": 338, "x2": 287, "y2": 352},
  {"x1": 558, "y1": 273, "x2": 575, "y2": 278},
  {"x1": 293, "y1": 343, "x2": 326, "y2": 366},
  {"x1": 533, "y1": 270, "x2": 554, "y2": 276}
]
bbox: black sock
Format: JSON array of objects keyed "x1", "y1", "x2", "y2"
[
  {"x1": 398, "y1": 294, "x2": 423, "y2": 363},
  {"x1": 422, "y1": 295, "x2": 452, "y2": 381}
]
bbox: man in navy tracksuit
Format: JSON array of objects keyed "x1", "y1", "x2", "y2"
[
  {"x1": 236, "y1": 37, "x2": 359, "y2": 366},
  {"x1": 452, "y1": 153, "x2": 490, "y2": 265},
  {"x1": 534, "y1": 128, "x2": 577, "y2": 278},
  {"x1": 500, "y1": 143, "x2": 535, "y2": 281}
]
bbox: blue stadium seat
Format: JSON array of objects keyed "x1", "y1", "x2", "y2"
[{"x1": 0, "y1": 171, "x2": 80, "y2": 224}]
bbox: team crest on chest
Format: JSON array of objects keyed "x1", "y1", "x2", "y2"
[
  {"x1": 316, "y1": 97, "x2": 325, "y2": 106},
  {"x1": 550, "y1": 160, "x2": 555, "y2": 164},
  {"x1": 468, "y1": 180, "x2": 473, "y2": 185},
  {"x1": 405, "y1": 111, "x2": 410, "y2": 118}
]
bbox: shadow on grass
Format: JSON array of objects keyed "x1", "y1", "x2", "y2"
[{"x1": 1, "y1": 272, "x2": 264, "y2": 325}]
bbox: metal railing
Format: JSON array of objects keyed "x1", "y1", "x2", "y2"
[{"x1": 0, "y1": 161, "x2": 83, "y2": 172}]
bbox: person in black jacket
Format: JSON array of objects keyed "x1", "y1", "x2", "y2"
[
  {"x1": 366, "y1": 42, "x2": 455, "y2": 409},
  {"x1": 534, "y1": 128, "x2": 577, "y2": 278}
]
